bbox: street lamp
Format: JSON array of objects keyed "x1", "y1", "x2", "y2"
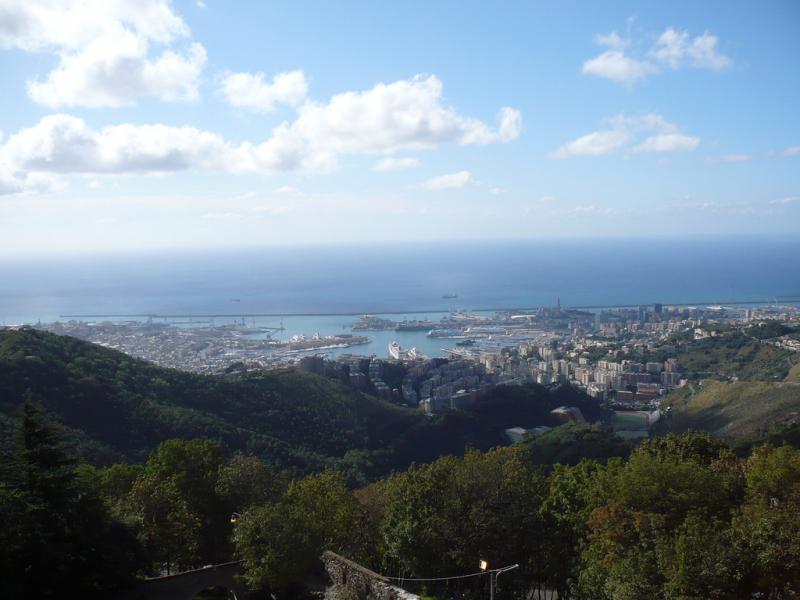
[
  {"x1": 479, "y1": 561, "x2": 519, "y2": 600},
  {"x1": 230, "y1": 512, "x2": 242, "y2": 524}
]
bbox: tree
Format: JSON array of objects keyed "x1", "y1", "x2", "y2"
[
  {"x1": 541, "y1": 459, "x2": 622, "y2": 598},
  {"x1": 128, "y1": 438, "x2": 228, "y2": 570},
  {"x1": 215, "y1": 453, "x2": 284, "y2": 511},
  {"x1": 380, "y1": 448, "x2": 547, "y2": 597},
  {"x1": 235, "y1": 470, "x2": 357, "y2": 595},
  {"x1": 0, "y1": 402, "x2": 143, "y2": 598}
]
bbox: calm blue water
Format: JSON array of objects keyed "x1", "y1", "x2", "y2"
[{"x1": 1, "y1": 238, "x2": 799, "y2": 358}]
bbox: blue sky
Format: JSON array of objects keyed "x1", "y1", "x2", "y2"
[{"x1": 0, "y1": 0, "x2": 798, "y2": 255}]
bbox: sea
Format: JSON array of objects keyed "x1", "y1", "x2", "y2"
[{"x1": 1, "y1": 237, "x2": 799, "y2": 359}]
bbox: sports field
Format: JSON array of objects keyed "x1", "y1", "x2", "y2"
[{"x1": 612, "y1": 410, "x2": 650, "y2": 430}]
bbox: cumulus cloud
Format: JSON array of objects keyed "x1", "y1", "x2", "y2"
[
  {"x1": 0, "y1": 165, "x2": 58, "y2": 195},
  {"x1": 550, "y1": 113, "x2": 699, "y2": 159},
  {"x1": 374, "y1": 157, "x2": 420, "y2": 172},
  {"x1": 220, "y1": 70, "x2": 308, "y2": 112},
  {"x1": 0, "y1": 114, "x2": 234, "y2": 175},
  {"x1": 633, "y1": 133, "x2": 700, "y2": 153},
  {"x1": 582, "y1": 50, "x2": 655, "y2": 86},
  {"x1": 650, "y1": 28, "x2": 731, "y2": 70},
  {"x1": 1, "y1": 0, "x2": 206, "y2": 107},
  {"x1": 289, "y1": 75, "x2": 521, "y2": 155},
  {"x1": 422, "y1": 171, "x2": 474, "y2": 190},
  {"x1": 595, "y1": 31, "x2": 629, "y2": 50},
  {"x1": 583, "y1": 26, "x2": 732, "y2": 86},
  {"x1": 0, "y1": 75, "x2": 520, "y2": 192},
  {"x1": 549, "y1": 130, "x2": 630, "y2": 159}
]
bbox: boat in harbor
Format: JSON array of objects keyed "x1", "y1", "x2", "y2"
[
  {"x1": 395, "y1": 320, "x2": 436, "y2": 331},
  {"x1": 389, "y1": 341, "x2": 427, "y2": 360},
  {"x1": 427, "y1": 328, "x2": 466, "y2": 338}
]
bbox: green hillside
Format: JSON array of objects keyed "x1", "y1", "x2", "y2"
[
  {"x1": 0, "y1": 328, "x2": 605, "y2": 481},
  {"x1": 661, "y1": 378, "x2": 800, "y2": 445},
  {"x1": 673, "y1": 333, "x2": 796, "y2": 382}
]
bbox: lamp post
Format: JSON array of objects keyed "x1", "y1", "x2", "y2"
[{"x1": 480, "y1": 561, "x2": 519, "y2": 600}]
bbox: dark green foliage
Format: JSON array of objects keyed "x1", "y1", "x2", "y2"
[
  {"x1": 637, "y1": 431, "x2": 732, "y2": 466},
  {"x1": 746, "y1": 320, "x2": 797, "y2": 340},
  {"x1": 471, "y1": 382, "x2": 611, "y2": 428},
  {"x1": 0, "y1": 402, "x2": 143, "y2": 599},
  {"x1": 521, "y1": 423, "x2": 630, "y2": 466},
  {"x1": 672, "y1": 329, "x2": 795, "y2": 381},
  {"x1": 234, "y1": 470, "x2": 358, "y2": 594},
  {"x1": 0, "y1": 328, "x2": 608, "y2": 483}
]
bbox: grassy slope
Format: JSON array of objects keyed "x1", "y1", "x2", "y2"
[
  {"x1": 659, "y1": 327, "x2": 800, "y2": 446},
  {"x1": 662, "y1": 379, "x2": 800, "y2": 442},
  {"x1": 675, "y1": 336, "x2": 795, "y2": 382},
  {"x1": 786, "y1": 361, "x2": 800, "y2": 384}
]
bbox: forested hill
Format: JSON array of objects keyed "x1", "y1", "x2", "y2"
[{"x1": 0, "y1": 328, "x2": 604, "y2": 482}]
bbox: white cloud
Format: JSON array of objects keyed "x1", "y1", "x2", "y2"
[
  {"x1": 0, "y1": 75, "x2": 519, "y2": 190},
  {"x1": 1, "y1": 0, "x2": 206, "y2": 108},
  {"x1": 422, "y1": 170, "x2": 474, "y2": 190},
  {"x1": 595, "y1": 31, "x2": 629, "y2": 49},
  {"x1": 0, "y1": 164, "x2": 58, "y2": 195},
  {"x1": 287, "y1": 75, "x2": 520, "y2": 156},
  {"x1": 489, "y1": 187, "x2": 505, "y2": 195},
  {"x1": 582, "y1": 50, "x2": 655, "y2": 86},
  {"x1": 273, "y1": 185, "x2": 297, "y2": 194},
  {"x1": 201, "y1": 212, "x2": 243, "y2": 221},
  {"x1": 250, "y1": 203, "x2": 293, "y2": 215},
  {"x1": 374, "y1": 157, "x2": 420, "y2": 172},
  {"x1": 565, "y1": 205, "x2": 617, "y2": 217},
  {"x1": 550, "y1": 113, "x2": 699, "y2": 159},
  {"x1": 769, "y1": 196, "x2": 800, "y2": 205},
  {"x1": 220, "y1": 70, "x2": 308, "y2": 112},
  {"x1": 707, "y1": 153, "x2": 752, "y2": 164},
  {"x1": 0, "y1": 114, "x2": 234, "y2": 175},
  {"x1": 780, "y1": 146, "x2": 800, "y2": 157},
  {"x1": 633, "y1": 133, "x2": 700, "y2": 153},
  {"x1": 583, "y1": 26, "x2": 732, "y2": 86},
  {"x1": 549, "y1": 130, "x2": 631, "y2": 158},
  {"x1": 497, "y1": 107, "x2": 523, "y2": 142},
  {"x1": 650, "y1": 28, "x2": 731, "y2": 70}
]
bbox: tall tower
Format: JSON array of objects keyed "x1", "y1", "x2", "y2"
[{"x1": 557, "y1": 297, "x2": 561, "y2": 313}]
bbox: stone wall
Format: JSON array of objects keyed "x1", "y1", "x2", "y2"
[
  {"x1": 113, "y1": 561, "x2": 248, "y2": 600},
  {"x1": 322, "y1": 551, "x2": 419, "y2": 600}
]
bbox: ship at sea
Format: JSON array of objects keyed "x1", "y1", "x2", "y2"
[{"x1": 442, "y1": 293, "x2": 458, "y2": 299}]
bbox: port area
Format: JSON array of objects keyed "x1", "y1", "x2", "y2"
[{"x1": 38, "y1": 320, "x2": 369, "y2": 374}]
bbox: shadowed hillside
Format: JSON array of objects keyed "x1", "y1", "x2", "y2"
[{"x1": 0, "y1": 328, "x2": 607, "y2": 482}]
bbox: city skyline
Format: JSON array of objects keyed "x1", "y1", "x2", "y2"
[{"x1": 1, "y1": 0, "x2": 799, "y2": 255}]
